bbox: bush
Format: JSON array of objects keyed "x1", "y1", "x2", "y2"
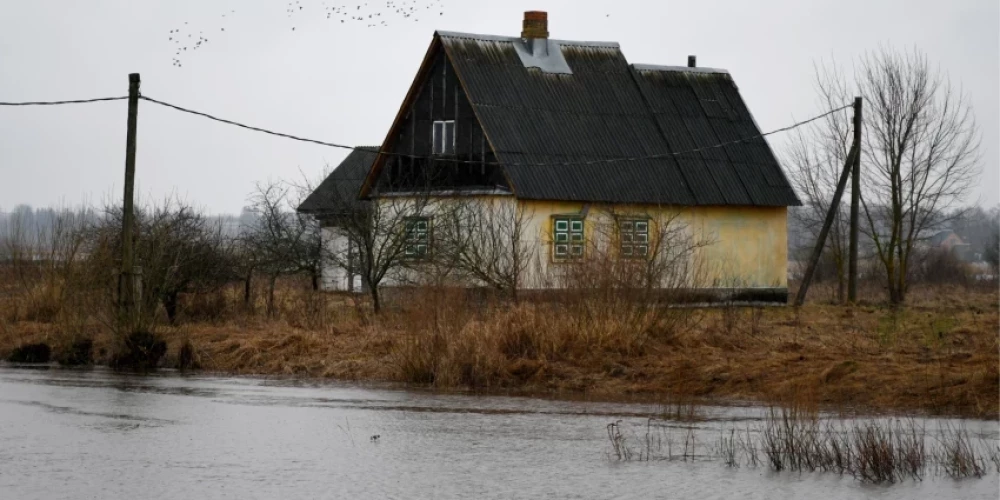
[
  {"x1": 176, "y1": 340, "x2": 199, "y2": 370},
  {"x1": 110, "y1": 331, "x2": 166, "y2": 370},
  {"x1": 56, "y1": 337, "x2": 93, "y2": 366},
  {"x1": 8, "y1": 343, "x2": 51, "y2": 363},
  {"x1": 915, "y1": 248, "x2": 971, "y2": 285}
]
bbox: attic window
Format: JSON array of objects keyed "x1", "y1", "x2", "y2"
[{"x1": 432, "y1": 120, "x2": 455, "y2": 155}]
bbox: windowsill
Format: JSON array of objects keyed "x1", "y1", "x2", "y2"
[{"x1": 550, "y1": 256, "x2": 584, "y2": 264}]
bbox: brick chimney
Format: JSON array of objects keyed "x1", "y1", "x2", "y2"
[{"x1": 521, "y1": 11, "x2": 549, "y2": 39}]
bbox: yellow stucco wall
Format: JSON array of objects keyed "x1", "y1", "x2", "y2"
[
  {"x1": 519, "y1": 200, "x2": 788, "y2": 288},
  {"x1": 375, "y1": 196, "x2": 788, "y2": 289},
  {"x1": 686, "y1": 206, "x2": 788, "y2": 288}
]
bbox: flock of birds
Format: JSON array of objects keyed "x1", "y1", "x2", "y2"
[{"x1": 169, "y1": 0, "x2": 446, "y2": 68}]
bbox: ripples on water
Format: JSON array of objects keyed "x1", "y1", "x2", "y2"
[{"x1": 0, "y1": 366, "x2": 996, "y2": 500}]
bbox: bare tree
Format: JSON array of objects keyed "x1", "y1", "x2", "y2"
[
  {"x1": 785, "y1": 86, "x2": 854, "y2": 300},
  {"x1": 315, "y1": 191, "x2": 434, "y2": 314},
  {"x1": 231, "y1": 231, "x2": 259, "y2": 309},
  {"x1": 950, "y1": 204, "x2": 1000, "y2": 259},
  {"x1": 0, "y1": 205, "x2": 92, "y2": 322},
  {"x1": 565, "y1": 208, "x2": 712, "y2": 294},
  {"x1": 88, "y1": 200, "x2": 236, "y2": 326},
  {"x1": 243, "y1": 181, "x2": 322, "y2": 316},
  {"x1": 985, "y1": 226, "x2": 1000, "y2": 274},
  {"x1": 434, "y1": 198, "x2": 536, "y2": 302},
  {"x1": 552, "y1": 208, "x2": 712, "y2": 350},
  {"x1": 808, "y1": 47, "x2": 980, "y2": 304}
]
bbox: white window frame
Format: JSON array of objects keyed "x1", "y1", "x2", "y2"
[
  {"x1": 404, "y1": 216, "x2": 431, "y2": 259},
  {"x1": 619, "y1": 218, "x2": 650, "y2": 259},
  {"x1": 432, "y1": 120, "x2": 456, "y2": 155},
  {"x1": 553, "y1": 216, "x2": 584, "y2": 259}
]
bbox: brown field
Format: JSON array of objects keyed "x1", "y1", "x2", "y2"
[{"x1": 1, "y1": 281, "x2": 997, "y2": 418}]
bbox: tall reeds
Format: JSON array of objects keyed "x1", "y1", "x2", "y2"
[{"x1": 607, "y1": 408, "x2": 996, "y2": 484}]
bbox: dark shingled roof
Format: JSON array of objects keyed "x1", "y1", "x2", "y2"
[
  {"x1": 436, "y1": 31, "x2": 800, "y2": 206},
  {"x1": 297, "y1": 147, "x2": 378, "y2": 215}
]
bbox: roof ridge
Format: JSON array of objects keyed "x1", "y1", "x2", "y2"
[
  {"x1": 631, "y1": 63, "x2": 730, "y2": 74},
  {"x1": 436, "y1": 30, "x2": 620, "y2": 48}
]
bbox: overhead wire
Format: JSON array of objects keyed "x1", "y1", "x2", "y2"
[
  {"x1": 137, "y1": 95, "x2": 851, "y2": 168},
  {"x1": 0, "y1": 96, "x2": 128, "y2": 106},
  {"x1": 0, "y1": 92, "x2": 851, "y2": 168}
]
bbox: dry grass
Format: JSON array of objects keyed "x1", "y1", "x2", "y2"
[{"x1": 1, "y1": 281, "x2": 997, "y2": 418}]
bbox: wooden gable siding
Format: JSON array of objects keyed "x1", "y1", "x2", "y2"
[{"x1": 380, "y1": 48, "x2": 506, "y2": 192}]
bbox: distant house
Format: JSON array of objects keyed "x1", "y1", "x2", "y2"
[
  {"x1": 299, "y1": 11, "x2": 801, "y2": 303},
  {"x1": 926, "y1": 230, "x2": 973, "y2": 261}
]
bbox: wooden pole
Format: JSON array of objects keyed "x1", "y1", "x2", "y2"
[
  {"x1": 121, "y1": 73, "x2": 140, "y2": 331},
  {"x1": 794, "y1": 140, "x2": 859, "y2": 307},
  {"x1": 848, "y1": 97, "x2": 862, "y2": 302}
]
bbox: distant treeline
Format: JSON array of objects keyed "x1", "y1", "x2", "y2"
[
  {"x1": 0, "y1": 204, "x2": 257, "y2": 241},
  {"x1": 787, "y1": 204, "x2": 999, "y2": 262},
  {"x1": 3, "y1": 202, "x2": 996, "y2": 263}
]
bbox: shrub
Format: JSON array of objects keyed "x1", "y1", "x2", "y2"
[
  {"x1": 56, "y1": 337, "x2": 93, "y2": 366},
  {"x1": 176, "y1": 340, "x2": 199, "y2": 370},
  {"x1": 8, "y1": 343, "x2": 51, "y2": 363},
  {"x1": 110, "y1": 331, "x2": 167, "y2": 371}
]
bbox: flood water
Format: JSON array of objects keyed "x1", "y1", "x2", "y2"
[{"x1": 0, "y1": 366, "x2": 996, "y2": 499}]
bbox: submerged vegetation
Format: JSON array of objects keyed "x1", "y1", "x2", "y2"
[{"x1": 605, "y1": 407, "x2": 1000, "y2": 484}]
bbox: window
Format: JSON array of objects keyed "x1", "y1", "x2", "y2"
[
  {"x1": 404, "y1": 217, "x2": 430, "y2": 259},
  {"x1": 553, "y1": 216, "x2": 584, "y2": 259},
  {"x1": 619, "y1": 219, "x2": 649, "y2": 258},
  {"x1": 432, "y1": 120, "x2": 455, "y2": 155}
]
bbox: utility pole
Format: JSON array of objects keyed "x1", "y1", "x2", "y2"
[
  {"x1": 847, "y1": 97, "x2": 862, "y2": 302},
  {"x1": 794, "y1": 141, "x2": 859, "y2": 307},
  {"x1": 120, "y1": 73, "x2": 141, "y2": 332}
]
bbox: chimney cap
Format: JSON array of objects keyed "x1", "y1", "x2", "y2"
[{"x1": 687, "y1": 55, "x2": 697, "y2": 67}]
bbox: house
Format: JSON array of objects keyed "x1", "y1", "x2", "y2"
[
  {"x1": 926, "y1": 230, "x2": 972, "y2": 261},
  {"x1": 299, "y1": 11, "x2": 801, "y2": 303},
  {"x1": 298, "y1": 147, "x2": 379, "y2": 292}
]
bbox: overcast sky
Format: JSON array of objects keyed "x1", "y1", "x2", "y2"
[{"x1": 1, "y1": 0, "x2": 997, "y2": 214}]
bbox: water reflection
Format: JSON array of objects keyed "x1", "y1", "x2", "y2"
[{"x1": 0, "y1": 366, "x2": 996, "y2": 500}]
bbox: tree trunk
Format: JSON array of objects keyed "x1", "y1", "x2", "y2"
[
  {"x1": 164, "y1": 291, "x2": 179, "y2": 325},
  {"x1": 836, "y1": 259, "x2": 845, "y2": 304},
  {"x1": 243, "y1": 272, "x2": 253, "y2": 307},
  {"x1": 267, "y1": 275, "x2": 277, "y2": 318},
  {"x1": 370, "y1": 286, "x2": 381, "y2": 314}
]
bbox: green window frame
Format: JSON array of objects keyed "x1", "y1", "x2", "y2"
[
  {"x1": 553, "y1": 216, "x2": 584, "y2": 259},
  {"x1": 619, "y1": 218, "x2": 650, "y2": 258},
  {"x1": 404, "y1": 217, "x2": 430, "y2": 259}
]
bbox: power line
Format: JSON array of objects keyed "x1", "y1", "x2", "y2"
[
  {"x1": 0, "y1": 96, "x2": 128, "y2": 106},
  {"x1": 139, "y1": 94, "x2": 851, "y2": 168},
  {"x1": 139, "y1": 95, "x2": 362, "y2": 154},
  {"x1": 0, "y1": 92, "x2": 851, "y2": 167}
]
